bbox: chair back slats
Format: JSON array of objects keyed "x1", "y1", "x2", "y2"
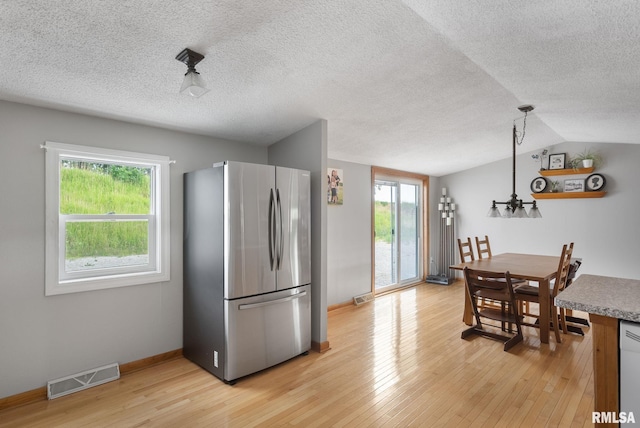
[
  {"x1": 475, "y1": 235, "x2": 492, "y2": 260},
  {"x1": 566, "y1": 259, "x2": 582, "y2": 287},
  {"x1": 465, "y1": 269, "x2": 515, "y2": 300},
  {"x1": 553, "y1": 243, "x2": 574, "y2": 296},
  {"x1": 457, "y1": 237, "x2": 475, "y2": 263}
]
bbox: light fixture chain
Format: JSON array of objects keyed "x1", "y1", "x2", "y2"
[{"x1": 516, "y1": 111, "x2": 528, "y2": 145}]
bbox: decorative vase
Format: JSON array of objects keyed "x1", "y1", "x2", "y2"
[{"x1": 582, "y1": 159, "x2": 594, "y2": 168}]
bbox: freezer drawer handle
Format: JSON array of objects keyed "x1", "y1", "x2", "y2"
[{"x1": 238, "y1": 291, "x2": 307, "y2": 310}]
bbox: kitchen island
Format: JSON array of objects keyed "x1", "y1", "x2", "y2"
[{"x1": 555, "y1": 274, "x2": 640, "y2": 426}]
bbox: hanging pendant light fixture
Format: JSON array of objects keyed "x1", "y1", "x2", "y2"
[
  {"x1": 487, "y1": 105, "x2": 542, "y2": 219},
  {"x1": 175, "y1": 48, "x2": 209, "y2": 98}
]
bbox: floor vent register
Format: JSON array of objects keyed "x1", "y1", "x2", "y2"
[
  {"x1": 353, "y1": 293, "x2": 374, "y2": 306},
  {"x1": 47, "y1": 362, "x2": 120, "y2": 399}
]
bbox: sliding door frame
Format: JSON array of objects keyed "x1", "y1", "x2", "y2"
[{"x1": 371, "y1": 166, "x2": 430, "y2": 296}]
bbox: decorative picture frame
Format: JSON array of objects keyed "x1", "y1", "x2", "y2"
[
  {"x1": 327, "y1": 168, "x2": 344, "y2": 205},
  {"x1": 585, "y1": 173, "x2": 606, "y2": 191},
  {"x1": 564, "y1": 178, "x2": 584, "y2": 192},
  {"x1": 530, "y1": 177, "x2": 547, "y2": 193},
  {"x1": 548, "y1": 153, "x2": 566, "y2": 170}
]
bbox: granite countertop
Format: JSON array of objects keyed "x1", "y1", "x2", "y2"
[{"x1": 555, "y1": 274, "x2": 640, "y2": 322}]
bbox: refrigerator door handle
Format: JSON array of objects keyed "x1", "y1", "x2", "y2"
[
  {"x1": 238, "y1": 291, "x2": 308, "y2": 310},
  {"x1": 276, "y1": 188, "x2": 283, "y2": 270},
  {"x1": 268, "y1": 188, "x2": 275, "y2": 271}
]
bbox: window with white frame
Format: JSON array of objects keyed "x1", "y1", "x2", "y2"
[{"x1": 44, "y1": 142, "x2": 171, "y2": 295}]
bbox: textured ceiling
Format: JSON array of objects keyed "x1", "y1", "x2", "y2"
[{"x1": 1, "y1": 1, "x2": 639, "y2": 176}]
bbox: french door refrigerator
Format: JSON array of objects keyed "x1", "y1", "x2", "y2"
[{"x1": 183, "y1": 161, "x2": 311, "y2": 383}]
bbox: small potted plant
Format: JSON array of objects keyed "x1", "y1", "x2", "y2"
[
  {"x1": 571, "y1": 149, "x2": 603, "y2": 169},
  {"x1": 550, "y1": 180, "x2": 560, "y2": 193}
]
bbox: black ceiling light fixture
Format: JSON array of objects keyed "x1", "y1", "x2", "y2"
[
  {"x1": 175, "y1": 48, "x2": 209, "y2": 98},
  {"x1": 487, "y1": 104, "x2": 542, "y2": 219}
]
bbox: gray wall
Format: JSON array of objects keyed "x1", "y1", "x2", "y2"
[
  {"x1": 437, "y1": 141, "x2": 640, "y2": 280},
  {"x1": 326, "y1": 159, "x2": 372, "y2": 306},
  {"x1": 0, "y1": 100, "x2": 267, "y2": 398},
  {"x1": 326, "y1": 141, "x2": 640, "y2": 307},
  {"x1": 268, "y1": 120, "x2": 328, "y2": 345},
  {"x1": 5, "y1": 96, "x2": 636, "y2": 398}
]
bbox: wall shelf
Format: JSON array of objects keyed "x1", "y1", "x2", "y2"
[
  {"x1": 532, "y1": 191, "x2": 606, "y2": 199},
  {"x1": 539, "y1": 167, "x2": 594, "y2": 176}
]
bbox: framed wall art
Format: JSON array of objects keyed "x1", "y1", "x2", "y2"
[
  {"x1": 530, "y1": 177, "x2": 547, "y2": 193},
  {"x1": 548, "y1": 153, "x2": 566, "y2": 170},
  {"x1": 564, "y1": 178, "x2": 584, "y2": 192},
  {"x1": 585, "y1": 173, "x2": 606, "y2": 191},
  {"x1": 327, "y1": 168, "x2": 343, "y2": 205}
]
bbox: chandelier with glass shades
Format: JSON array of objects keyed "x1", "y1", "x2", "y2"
[{"x1": 487, "y1": 105, "x2": 542, "y2": 219}]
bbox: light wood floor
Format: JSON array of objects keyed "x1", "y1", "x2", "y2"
[{"x1": 0, "y1": 280, "x2": 595, "y2": 427}]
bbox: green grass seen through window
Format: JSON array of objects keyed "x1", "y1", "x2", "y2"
[{"x1": 60, "y1": 165, "x2": 151, "y2": 258}]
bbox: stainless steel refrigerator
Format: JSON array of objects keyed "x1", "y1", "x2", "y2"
[{"x1": 183, "y1": 161, "x2": 311, "y2": 383}]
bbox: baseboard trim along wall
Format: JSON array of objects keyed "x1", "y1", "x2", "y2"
[
  {"x1": 119, "y1": 349, "x2": 183, "y2": 375},
  {"x1": 0, "y1": 348, "x2": 183, "y2": 412},
  {"x1": 312, "y1": 340, "x2": 331, "y2": 353},
  {"x1": 0, "y1": 386, "x2": 46, "y2": 412},
  {"x1": 327, "y1": 301, "x2": 353, "y2": 311}
]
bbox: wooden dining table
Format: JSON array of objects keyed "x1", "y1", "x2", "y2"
[{"x1": 450, "y1": 252, "x2": 561, "y2": 344}]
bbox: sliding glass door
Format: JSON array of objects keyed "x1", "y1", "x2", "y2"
[
  {"x1": 374, "y1": 181, "x2": 397, "y2": 289},
  {"x1": 374, "y1": 176, "x2": 422, "y2": 292}
]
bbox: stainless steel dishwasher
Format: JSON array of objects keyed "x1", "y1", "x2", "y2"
[{"x1": 620, "y1": 320, "x2": 640, "y2": 415}]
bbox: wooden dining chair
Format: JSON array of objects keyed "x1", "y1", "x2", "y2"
[
  {"x1": 460, "y1": 236, "x2": 516, "y2": 318},
  {"x1": 457, "y1": 237, "x2": 475, "y2": 263},
  {"x1": 458, "y1": 237, "x2": 476, "y2": 325},
  {"x1": 561, "y1": 259, "x2": 589, "y2": 335},
  {"x1": 462, "y1": 267, "x2": 523, "y2": 351},
  {"x1": 514, "y1": 243, "x2": 574, "y2": 343},
  {"x1": 475, "y1": 235, "x2": 493, "y2": 260}
]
